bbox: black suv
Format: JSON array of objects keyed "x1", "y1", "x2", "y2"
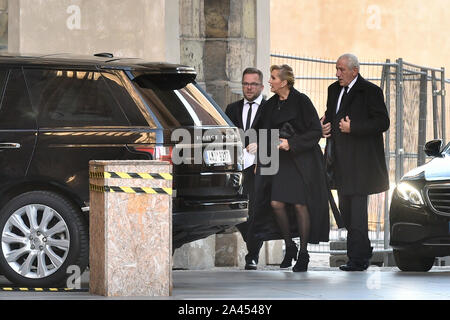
[
  {"x1": 0, "y1": 53, "x2": 247, "y2": 286},
  {"x1": 390, "y1": 139, "x2": 450, "y2": 271}
]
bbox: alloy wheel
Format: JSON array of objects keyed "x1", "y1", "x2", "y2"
[{"x1": 1, "y1": 204, "x2": 70, "y2": 279}]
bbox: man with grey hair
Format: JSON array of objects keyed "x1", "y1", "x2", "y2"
[{"x1": 321, "y1": 53, "x2": 390, "y2": 271}]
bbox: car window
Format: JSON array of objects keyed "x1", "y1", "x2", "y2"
[
  {"x1": 178, "y1": 84, "x2": 228, "y2": 126},
  {"x1": 102, "y1": 71, "x2": 151, "y2": 127},
  {"x1": 132, "y1": 74, "x2": 228, "y2": 127},
  {"x1": 0, "y1": 68, "x2": 36, "y2": 129},
  {"x1": 24, "y1": 69, "x2": 129, "y2": 127},
  {"x1": 133, "y1": 76, "x2": 194, "y2": 127},
  {"x1": 443, "y1": 142, "x2": 450, "y2": 155}
]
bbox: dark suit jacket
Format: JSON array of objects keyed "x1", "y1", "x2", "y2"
[{"x1": 324, "y1": 74, "x2": 390, "y2": 195}]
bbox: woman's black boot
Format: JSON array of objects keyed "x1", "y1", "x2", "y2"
[
  {"x1": 280, "y1": 242, "x2": 298, "y2": 268},
  {"x1": 292, "y1": 251, "x2": 310, "y2": 272}
]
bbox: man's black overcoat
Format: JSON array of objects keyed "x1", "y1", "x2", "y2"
[
  {"x1": 253, "y1": 88, "x2": 330, "y2": 244},
  {"x1": 324, "y1": 75, "x2": 390, "y2": 196}
]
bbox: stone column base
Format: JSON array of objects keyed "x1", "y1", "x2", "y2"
[{"x1": 173, "y1": 235, "x2": 216, "y2": 270}]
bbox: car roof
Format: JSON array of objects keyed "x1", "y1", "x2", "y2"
[{"x1": 0, "y1": 52, "x2": 196, "y2": 74}]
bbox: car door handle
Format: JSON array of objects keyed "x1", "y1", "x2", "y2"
[{"x1": 0, "y1": 143, "x2": 21, "y2": 149}]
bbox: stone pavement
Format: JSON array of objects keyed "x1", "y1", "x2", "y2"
[
  {"x1": 173, "y1": 266, "x2": 450, "y2": 300},
  {"x1": 1, "y1": 265, "x2": 450, "y2": 300}
]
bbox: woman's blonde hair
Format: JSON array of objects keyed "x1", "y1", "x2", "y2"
[{"x1": 270, "y1": 64, "x2": 295, "y2": 88}]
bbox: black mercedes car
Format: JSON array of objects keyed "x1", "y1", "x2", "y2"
[
  {"x1": 0, "y1": 53, "x2": 247, "y2": 286},
  {"x1": 390, "y1": 139, "x2": 450, "y2": 271}
]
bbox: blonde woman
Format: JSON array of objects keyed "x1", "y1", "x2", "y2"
[{"x1": 256, "y1": 64, "x2": 330, "y2": 271}]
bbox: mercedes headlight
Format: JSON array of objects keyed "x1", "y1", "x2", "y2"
[{"x1": 396, "y1": 182, "x2": 424, "y2": 206}]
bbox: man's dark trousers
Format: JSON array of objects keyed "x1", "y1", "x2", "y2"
[
  {"x1": 324, "y1": 74, "x2": 389, "y2": 269},
  {"x1": 335, "y1": 135, "x2": 372, "y2": 265},
  {"x1": 337, "y1": 192, "x2": 373, "y2": 264},
  {"x1": 236, "y1": 164, "x2": 263, "y2": 263}
]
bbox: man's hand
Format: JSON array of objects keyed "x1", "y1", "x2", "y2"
[
  {"x1": 246, "y1": 142, "x2": 257, "y2": 154},
  {"x1": 320, "y1": 116, "x2": 331, "y2": 138},
  {"x1": 278, "y1": 138, "x2": 290, "y2": 151},
  {"x1": 339, "y1": 116, "x2": 351, "y2": 133}
]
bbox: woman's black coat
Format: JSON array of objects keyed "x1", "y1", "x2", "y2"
[{"x1": 252, "y1": 88, "x2": 330, "y2": 244}]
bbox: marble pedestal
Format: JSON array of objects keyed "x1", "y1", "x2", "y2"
[{"x1": 89, "y1": 160, "x2": 172, "y2": 297}]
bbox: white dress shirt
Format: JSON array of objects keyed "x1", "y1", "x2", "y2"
[
  {"x1": 242, "y1": 94, "x2": 263, "y2": 169},
  {"x1": 242, "y1": 94, "x2": 263, "y2": 131}
]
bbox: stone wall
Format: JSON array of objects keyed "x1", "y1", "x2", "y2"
[
  {"x1": 7, "y1": 0, "x2": 179, "y2": 62},
  {"x1": 176, "y1": 0, "x2": 271, "y2": 269},
  {"x1": 270, "y1": 0, "x2": 450, "y2": 74},
  {"x1": 6, "y1": 0, "x2": 270, "y2": 103}
]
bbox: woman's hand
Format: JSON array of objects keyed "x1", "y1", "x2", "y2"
[{"x1": 278, "y1": 138, "x2": 290, "y2": 151}]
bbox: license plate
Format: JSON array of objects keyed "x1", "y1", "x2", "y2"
[{"x1": 204, "y1": 149, "x2": 232, "y2": 165}]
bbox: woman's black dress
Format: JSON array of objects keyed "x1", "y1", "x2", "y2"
[
  {"x1": 253, "y1": 88, "x2": 331, "y2": 243},
  {"x1": 270, "y1": 99, "x2": 307, "y2": 205}
]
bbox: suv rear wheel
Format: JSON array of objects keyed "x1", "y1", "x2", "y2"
[
  {"x1": 0, "y1": 191, "x2": 88, "y2": 287},
  {"x1": 393, "y1": 249, "x2": 434, "y2": 272}
]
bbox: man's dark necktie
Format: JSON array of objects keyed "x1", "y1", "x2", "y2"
[
  {"x1": 337, "y1": 86, "x2": 349, "y2": 114},
  {"x1": 244, "y1": 102, "x2": 254, "y2": 147},
  {"x1": 245, "y1": 102, "x2": 254, "y2": 131}
]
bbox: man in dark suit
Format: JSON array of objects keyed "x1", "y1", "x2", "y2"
[
  {"x1": 225, "y1": 67, "x2": 265, "y2": 270},
  {"x1": 321, "y1": 54, "x2": 390, "y2": 271}
]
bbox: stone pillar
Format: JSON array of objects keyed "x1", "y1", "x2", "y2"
[
  {"x1": 180, "y1": 0, "x2": 270, "y2": 268},
  {"x1": 89, "y1": 160, "x2": 172, "y2": 297},
  {"x1": 256, "y1": 0, "x2": 271, "y2": 98},
  {"x1": 180, "y1": 0, "x2": 269, "y2": 109},
  {"x1": 0, "y1": 0, "x2": 7, "y2": 50}
]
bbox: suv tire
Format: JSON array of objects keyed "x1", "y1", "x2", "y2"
[
  {"x1": 0, "y1": 191, "x2": 89, "y2": 287},
  {"x1": 393, "y1": 249, "x2": 434, "y2": 272}
]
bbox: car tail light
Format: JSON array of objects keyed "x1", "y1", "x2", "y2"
[{"x1": 135, "y1": 146, "x2": 173, "y2": 164}]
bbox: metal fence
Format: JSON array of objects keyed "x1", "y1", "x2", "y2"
[{"x1": 270, "y1": 53, "x2": 449, "y2": 255}]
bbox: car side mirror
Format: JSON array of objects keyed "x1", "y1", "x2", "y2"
[{"x1": 424, "y1": 139, "x2": 443, "y2": 157}]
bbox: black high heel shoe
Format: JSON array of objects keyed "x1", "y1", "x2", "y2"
[
  {"x1": 292, "y1": 252, "x2": 310, "y2": 272},
  {"x1": 280, "y1": 242, "x2": 298, "y2": 268}
]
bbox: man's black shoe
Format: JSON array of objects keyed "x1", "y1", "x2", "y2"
[
  {"x1": 245, "y1": 259, "x2": 257, "y2": 270},
  {"x1": 339, "y1": 260, "x2": 369, "y2": 271}
]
